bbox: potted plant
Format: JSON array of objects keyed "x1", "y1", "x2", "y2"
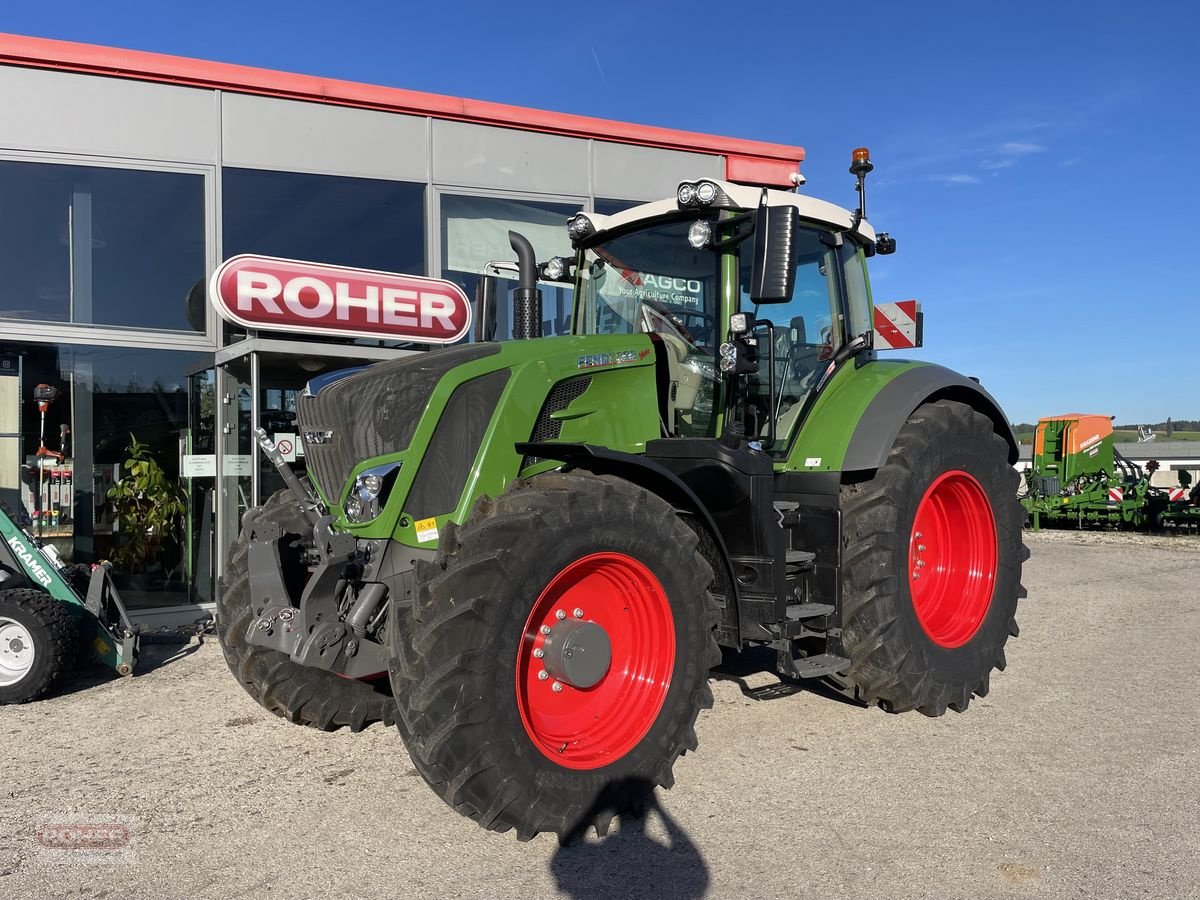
[{"x1": 106, "y1": 433, "x2": 187, "y2": 590}]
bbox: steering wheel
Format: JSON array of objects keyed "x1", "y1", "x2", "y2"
[{"x1": 641, "y1": 299, "x2": 717, "y2": 345}]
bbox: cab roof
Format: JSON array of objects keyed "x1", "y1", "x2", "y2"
[{"x1": 582, "y1": 179, "x2": 877, "y2": 243}]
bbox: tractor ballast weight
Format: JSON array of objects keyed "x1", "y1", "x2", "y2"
[{"x1": 215, "y1": 153, "x2": 1027, "y2": 841}]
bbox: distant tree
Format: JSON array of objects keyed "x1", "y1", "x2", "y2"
[{"x1": 1166, "y1": 417, "x2": 1174, "y2": 437}]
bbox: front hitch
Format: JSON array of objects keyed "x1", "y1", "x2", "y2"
[{"x1": 243, "y1": 514, "x2": 390, "y2": 679}]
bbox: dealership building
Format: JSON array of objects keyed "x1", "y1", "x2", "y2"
[{"x1": 0, "y1": 33, "x2": 804, "y2": 623}]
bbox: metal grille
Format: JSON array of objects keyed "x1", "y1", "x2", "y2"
[
  {"x1": 405, "y1": 370, "x2": 510, "y2": 518},
  {"x1": 297, "y1": 344, "x2": 500, "y2": 502},
  {"x1": 1039, "y1": 476, "x2": 1060, "y2": 496},
  {"x1": 522, "y1": 377, "x2": 592, "y2": 468}
]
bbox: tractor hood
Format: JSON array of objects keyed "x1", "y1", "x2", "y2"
[{"x1": 297, "y1": 343, "x2": 502, "y2": 504}]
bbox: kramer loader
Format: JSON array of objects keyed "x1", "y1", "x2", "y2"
[{"x1": 216, "y1": 150, "x2": 1027, "y2": 840}]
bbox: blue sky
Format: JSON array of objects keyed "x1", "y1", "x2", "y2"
[{"x1": 6, "y1": 0, "x2": 1196, "y2": 422}]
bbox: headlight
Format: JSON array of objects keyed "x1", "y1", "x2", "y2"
[
  {"x1": 695, "y1": 181, "x2": 717, "y2": 204},
  {"x1": 718, "y1": 341, "x2": 738, "y2": 374},
  {"x1": 677, "y1": 183, "x2": 697, "y2": 206},
  {"x1": 344, "y1": 462, "x2": 401, "y2": 523},
  {"x1": 543, "y1": 256, "x2": 565, "y2": 280},
  {"x1": 567, "y1": 214, "x2": 594, "y2": 241},
  {"x1": 687, "y1": 220, "x2": 712, "y2": 249}
]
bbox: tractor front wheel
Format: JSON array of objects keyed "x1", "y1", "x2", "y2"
[
  {"x1": 835, "y1": 399, "x2": 1027, "y2": 715},
  {"x1": 0, "y1": 588, "x2": 78, "y2": 704},
  {"x1": 389, "y1": 472, "x2": 720, "y2": 841}
]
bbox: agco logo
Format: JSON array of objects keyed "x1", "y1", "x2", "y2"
[
  {"x1": 209, "y1": 255, "x2": 472, "y2": 344},
  {"x1": 303, "y1": 430, "x2": 334, "y2": 445}
]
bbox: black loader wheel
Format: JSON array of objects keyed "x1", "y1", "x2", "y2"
[
  {"x1": 388, "y1": 472, "x2": 721, "y2": 841},
  {"x1": 0, "y1": 588, "x2": 78, "y2": 704},
  {"x1": 216, "y1": 489, "x2": 394, "y2": 732},
  {"x1": 835, "y1": 399, "x2": 1027, "y2": 716}
]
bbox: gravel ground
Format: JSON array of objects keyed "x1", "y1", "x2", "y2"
[{"x1": 2, "y1": 531, "x2": 1199, "y2": 900}]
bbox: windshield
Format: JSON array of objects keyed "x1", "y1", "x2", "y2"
[{"x1": 575, "y1": 216, "x2": 722, "y2": 436}]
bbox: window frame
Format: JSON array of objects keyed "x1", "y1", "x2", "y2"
[{"x1": 0, "y1": 150, "x2": 219, "y2": 350}]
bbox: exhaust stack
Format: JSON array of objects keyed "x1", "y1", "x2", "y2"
[{"x1": 508, "y1": 230, "x2": 542, "y2": 340}]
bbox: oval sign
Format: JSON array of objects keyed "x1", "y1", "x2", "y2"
[{"x1": 209, "y1": 255, "x2": 472, "y2": 344}]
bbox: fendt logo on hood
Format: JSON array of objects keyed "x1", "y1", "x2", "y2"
[{"x1": 209, "y1": 255, "x2": 472, "y2": 344}]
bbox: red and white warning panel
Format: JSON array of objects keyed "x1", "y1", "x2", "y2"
[
  {"x1": 873, "y1": 300, "x2": 923, "y2": 350},
  {"x1": 1168, "y1": 488, "x2": 1186, "y2": 502},
  {"x1": 1108, "y1": 487, "x2": 1125, "y2": 503},
  {"x1": 209, "y1": 255, "x2": 472, "y2": 343}
]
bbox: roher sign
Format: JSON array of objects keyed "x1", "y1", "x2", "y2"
[{"x1": 209, "y1": 255, "x2": 472, "y2": 343}]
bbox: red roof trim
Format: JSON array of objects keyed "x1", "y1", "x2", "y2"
[{"x1": 0, "y1": 33, "x2": 803, "y2": 184}]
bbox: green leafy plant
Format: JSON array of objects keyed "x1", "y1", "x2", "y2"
[{"x1": 106, "y1": 433, "x2": 187, "y2": 574}]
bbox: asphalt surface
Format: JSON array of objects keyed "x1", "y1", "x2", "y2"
[{"x1": 2, "y1": 530, "x2": 1198, "y2": 900}]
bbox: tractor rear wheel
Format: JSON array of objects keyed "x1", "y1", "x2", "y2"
[
  {"x1": 216, "y1": 489, "x2": 394, "y2": 732},
  {"x1": 388, "y1": 472, "x2": 720, "y2": 841},
  {"x1": 0, "y1": 588, "x2": 78, "y2": 704},
  {"x1": 835, "y1": 399, "x2": 1027, "y2": 716}
]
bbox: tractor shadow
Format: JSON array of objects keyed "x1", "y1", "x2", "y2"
[
  {"x1": 550, "y1": 778, "x2": 709, "y2": 900},
  {"x1": 711, "y1": 645, "x2": 866, "y2": 707}
]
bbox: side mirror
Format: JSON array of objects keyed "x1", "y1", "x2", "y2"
[{"x1": 748, "y1": 205, "x2": 801, "y2": 304}]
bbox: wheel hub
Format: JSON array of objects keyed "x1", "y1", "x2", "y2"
[
  {"x1": 0, "y1": 617, "x2": 36, "y2": 687},
  {"x1": 516, "y1": 552, "x2": 675, "y2": 770},
  {"x1": 541, "y1": 619, "x2": 612, "y2": 689}
]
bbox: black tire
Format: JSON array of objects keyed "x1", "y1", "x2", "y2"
[
  {"x1": 388, "y1": 472, "x2": 721, "y2": 841},
  {"x1": 0, "y1": 588, "x2": 78, "y2": 704},
  {"x1": 215, "y1": 489, "x2": 394, "y2": 732},
  {"x1": 835, "y1": 399, "x2": 1027, "y2": 716}
]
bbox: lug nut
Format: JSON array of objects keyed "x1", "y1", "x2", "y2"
[
  {"x1": 552, "y1": 682, "x2": 564, "y2": 693},
  {"x1": 555, "y1": 610, "x2": 566, "y2": 620},
  {"x1": 540, "y1": 625, "x2": 551, "y2": 635},
  {"x1": 918, "y1": 544, "x2": 927, "y2": 552},
  {"x1": 573, "y1": 608, "x2": 584, "y2": 618},
  {"x1": 915, "y1": 532, "x2": 922, "y2": 539},
  {"x1": 917, "y1": 560, "x2": 926, "y2": 568},
  {"x1": 533, "y1": 648, "x2": 544, "y2": 659},
  {"x1": 538, "y1": 670, "x2": 549, "y2": 681},
  {"x1": 913, "y1": 572, "x2": 921, "y2": 580}
]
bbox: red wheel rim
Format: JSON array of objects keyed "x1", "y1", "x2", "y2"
[
  {"x1": 516, "y1": 552, "x2": 675, "y2": 770},
  {"x1": 908, "y1": 470, "x2": 998, "y2": 648}
]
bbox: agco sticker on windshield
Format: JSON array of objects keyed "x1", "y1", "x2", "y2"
[{"x1": 209, "y1": 255, "x2": 472, "y2": 343}]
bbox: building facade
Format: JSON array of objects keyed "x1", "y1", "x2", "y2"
[{"x1": 0, "y1": 34, "x2": 804, "y2": 622}]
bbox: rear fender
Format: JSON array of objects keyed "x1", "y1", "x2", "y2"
[{"x1": 842, "y1": 364, "x2": 1018, "y2": 472}]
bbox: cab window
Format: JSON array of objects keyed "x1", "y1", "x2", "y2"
[{"x1": 738, "y1": 227, "x2": 845, "y2": 448}]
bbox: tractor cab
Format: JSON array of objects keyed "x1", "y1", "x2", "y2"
[{"x1": 490, "y1": 158, "x2": 900, "y2": 456}]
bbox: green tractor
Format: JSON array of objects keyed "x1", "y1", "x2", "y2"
[{"x1": 217, "y1": 149, "x2": 1027, "y2": 840}]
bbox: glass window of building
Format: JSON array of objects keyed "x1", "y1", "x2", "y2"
[
  {"x1": 0, "y1": 342, "x2": 215, "y2": 609},
  {"x1": 0, "y1": 160, "x2": 206, "y2": 332},
  {"x1": 441, "y1": 195, "x2": 578, "y2": 340},
  {"x1": 222, "y1": 168, "x2": 426, "y2": 275},
  {"x1": 593, "y1": 198, "x2": 641, "y2": 215}
]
